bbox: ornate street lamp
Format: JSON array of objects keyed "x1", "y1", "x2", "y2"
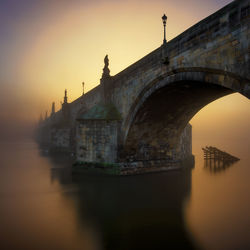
[{"x1": 162, "y1": 14, "x2": 167, "y2": 44}]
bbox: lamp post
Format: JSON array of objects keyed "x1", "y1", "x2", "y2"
[{"x1": 162, "y1": 14, "x2": 167, "y2": 44}]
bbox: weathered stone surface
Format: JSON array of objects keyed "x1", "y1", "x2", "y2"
[
  {"x1": 37, "y1": 0, "x2": 250, "y2": 174},
  {"x1": 78, "y1": 103, "x2": 122, "y2": 120},
  {"x1": 50, "y1": 128, "x2": 70, "y2": 151},
  {"x1": 121, "y1": 81, "x2": 232, "y2": 163},
  {"x1": 76, "y1": 120, "x2": 119, "y2": 163}
]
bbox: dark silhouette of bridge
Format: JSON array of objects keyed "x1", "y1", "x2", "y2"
[{"x1": 37, "y1": 0, "x2": 250, "y2": 174}]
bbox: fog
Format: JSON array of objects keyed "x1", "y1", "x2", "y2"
[{"x1": 1, "y1": 0, "x2": 248, "y2": 146}]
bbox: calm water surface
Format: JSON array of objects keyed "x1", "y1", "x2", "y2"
[{"x1": 0, "y1": 140, "x2": 249, "y2": 250}]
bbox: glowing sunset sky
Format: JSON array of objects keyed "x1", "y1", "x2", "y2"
[
  {"x1": 0, "y1": 0, "x2": 249, "y2": 147},
  {"x1": 0, "y1": 0, "x2": 235, "y2": 119}
]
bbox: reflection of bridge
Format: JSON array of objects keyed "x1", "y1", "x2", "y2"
[
  {"x1": 204, "y1": 159, "x2": 239, "y2": 174},
  {"x1": 37, "y1": 0, "x2": 250, "y2": 174},
  {"x1": 50, "y1": 163, "x2": 195, "y2": 249}
]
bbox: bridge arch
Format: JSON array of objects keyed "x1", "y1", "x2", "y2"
[{"x1": 120, "y1": 68, "x2": 250, "y2": 162}]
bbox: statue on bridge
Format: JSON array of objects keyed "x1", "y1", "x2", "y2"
[
  {"x1": 102, "y1": 55, "x2": 110, "y2": 79},
  {"x1": 64, "y1": 89, "x2": 68, "y2": 104},
  {"x1": 51, "y1": 102, "x2": 55, "y2": 116},
  {"x1": 104, "y1": 55, "x2": 109, "y2": 67},
  {"x1": 82, "y1": 82, "x2": 85, "y2": 95}
]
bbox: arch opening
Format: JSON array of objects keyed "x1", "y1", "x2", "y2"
[{"x1": 120, "y1": 80, "x2": 234, "y2": 163}]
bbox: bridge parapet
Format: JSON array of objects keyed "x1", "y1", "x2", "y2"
[
  {"x1": 110, "y1": 0, "x2": 249, "y2": 121},
  {"x1": 37, "y1": 0, "x2": 249, "y2": 174}
]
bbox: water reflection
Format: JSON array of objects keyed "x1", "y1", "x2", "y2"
[
  {"x1": 1, "y1": 141, "x2": 250, "y2": 249},
  {"x1": 50, "y1": 156, "x2": 197, "y2": 250},
  {"x1": 48, "y1": 153, "x2": 74, "y2": 185},
  {"x1": 0, "y1": 142, "x2": 94, "y2": 250},
  {"x1": 204, "y1": 159, "x2": 238, "y2": 174}
]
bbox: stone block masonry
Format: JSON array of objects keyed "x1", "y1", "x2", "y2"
[
  {"x1": 37, "y1": 0, "x2": 249, "y2": 175},
  {"x1": 50, "y1": 128, "x2": 71, "y2": 152},
  {"x1": 76, "y1": 120, "x2": 119, "y2": 163}
]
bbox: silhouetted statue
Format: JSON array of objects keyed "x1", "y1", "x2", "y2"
[
  {"x1": 64, "y1": 89, "x2": 68, "y2": 104},
  {"x1": 102, "y1": 55, "x2": 110, "y2": 79},
  {"x1": 51, "y1": 102, "x2": 55, "y2": 116},
  {"x1": 104, "y1": 55, "x2": 109, "y2": 67},
  {"x1": 82, "y1": 82, "x2": 85, "y2": 95}
]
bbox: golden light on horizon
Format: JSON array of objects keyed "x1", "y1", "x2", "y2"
[
  {"x1": 17, "y1": 0, "x2": 232, "y2": 118},
  {"x1": 190, "y1": 93, "x2": 250, "y2": 149},
  {"x1": 1, "y1": 2, "x2": 250, "y2": 249},
  {"x1": 2, "y1": 0, "x2": 248, "y2": 135}
]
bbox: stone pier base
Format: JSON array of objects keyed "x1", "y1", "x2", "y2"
[
  {"x1": 72, "y1": 155, "x2": 195, "y2": 176},
  {"x1": 119, "y1": 155, "x2": 195, "y2": 175}
]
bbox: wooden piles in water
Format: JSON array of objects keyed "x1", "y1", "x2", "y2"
[
  {"x1": 202, "y1": 146, "x2": 240, "y2": 173},
  {"x1": 202, "y1": 146, "x2": 240, "y2": 161}
]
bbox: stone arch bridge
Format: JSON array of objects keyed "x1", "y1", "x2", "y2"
[{"x1": 38, "y1": 0, "x2": 250, "y2": 174}]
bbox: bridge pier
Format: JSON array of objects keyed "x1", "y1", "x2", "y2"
[
  {"x1": 74, "y1": 102, "x2": 194, "y2": 175},
  {"x1": 37, "y1": 0, "x2": 249, "y2": 175},
  {"x1": 117, "y1": 123, "x2": 194, "y2": 175}
]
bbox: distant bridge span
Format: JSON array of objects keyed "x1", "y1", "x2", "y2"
[{"x1": 38, "y1": 0, "x2": 250, "y2": 174}]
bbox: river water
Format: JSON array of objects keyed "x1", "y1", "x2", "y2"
[{"x1": 0, "y1": 139, "x2": 249, "y2": 250}]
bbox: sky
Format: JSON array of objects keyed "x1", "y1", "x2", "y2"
[{"x1": 0, "y1": 0, "x2": 249, "y2": 144}]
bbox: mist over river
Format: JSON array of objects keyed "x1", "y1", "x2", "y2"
[
  {"x1": 0, "y1": 137, "x2": 249, "y2": 250},
  {"x1": 0, "y1": 0, "x2": 249, "y2": 248}
]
